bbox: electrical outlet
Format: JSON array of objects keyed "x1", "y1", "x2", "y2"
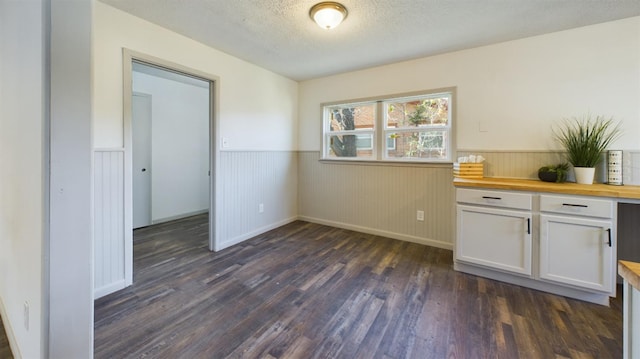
[
  {"x1": 259, "y1": 203, "x2": 264, "y2": 213},
  {"x1": 417, "y1": 210, "x2": 424, "y2": 221},
  {"x1": 24, "y1": 301, "x2": 29, "y2": 331},
  {"x1": 221, "y1": 137, "x2": 229, "y2": 148}
]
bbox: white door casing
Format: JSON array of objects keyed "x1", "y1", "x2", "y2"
[{"x1": 119, "y1": 49, "x2": 221, "y2": 295}]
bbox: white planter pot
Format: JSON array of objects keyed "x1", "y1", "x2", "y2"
[{"x1": 574, "y1": 167, "x2": 596, "y2": 184}]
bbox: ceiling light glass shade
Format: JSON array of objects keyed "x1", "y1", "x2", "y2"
[{"x1": 310, "y1": 2, "x2": 348, "y2": 30}]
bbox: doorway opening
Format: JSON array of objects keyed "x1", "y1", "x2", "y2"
[
  {"x1": 123, "y1": 50, "x2": 220, "y2": 287},
  {"x1": 131, "y1": 63, "x2": 210, "y2": 229}
]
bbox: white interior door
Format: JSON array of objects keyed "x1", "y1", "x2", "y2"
[{"x1": 132, "y1": 92, "x2": 152, "y2": 229}]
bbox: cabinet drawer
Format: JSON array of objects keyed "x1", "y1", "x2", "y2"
[
  {"x1": 540, "y1": 195, "x2": 613, "y2": 219},
  {"x1": 456, "y1": 188, "x2": 532, "y2": 210}
]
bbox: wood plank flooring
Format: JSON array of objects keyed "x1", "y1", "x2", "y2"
[
  {"x1": 94, "y1": 214, "x2": 623, "y2": 358},
  {"x1": 0, "y1": 314, "x2": 12, "y2": 359}
]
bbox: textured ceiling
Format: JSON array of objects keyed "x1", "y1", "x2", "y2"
[{"x1": 99, "y1": 0, "x2": 640, "y2": 81}]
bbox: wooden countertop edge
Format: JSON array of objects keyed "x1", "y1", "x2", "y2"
[
  {"x1": 453, "y1": 177, "x2": 640, "y2": 200},
  {"x1": 618, "y1": 261, "x2": 640, "y2": 290}
]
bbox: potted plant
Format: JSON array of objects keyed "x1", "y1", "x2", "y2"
[
  {"x1": 538, "y1": 163, "x2": 569, "y2": 183},
  {"x1": 554, "y1": 115, "x2": 621, "y2": 184}
]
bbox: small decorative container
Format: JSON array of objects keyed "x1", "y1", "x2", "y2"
[
  {"x1": 538, "y1": 171, "x2": 557, "y2": 183},
  {"x1": 608, "y1": 150, "x2": 623, "y2": 185},
  {"x1": 453, "y1": 163, "x2": 484, "y2": 179}
]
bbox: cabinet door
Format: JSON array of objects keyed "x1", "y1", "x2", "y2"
[
  {"x1": 456, "y1": 205, "x2": 532, "y2": 276},
  {"x1": 539, "y1": 214, "x2": 614, "y2": 293}
]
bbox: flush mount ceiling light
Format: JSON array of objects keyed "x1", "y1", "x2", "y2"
[{"x1": 309, "y1": 2, "x2": 348, "y2": 30}]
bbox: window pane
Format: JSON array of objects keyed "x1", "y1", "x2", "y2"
[
  {"x1": 328, "y1": 104, "x2": 376, "y2": 132},
  {"x1": 326, "y1": 134, "x2": 374, "y2": 159},
  {"x1": 385, "y1": 131, "x2": 448, "y2": 160},
  {"x1": 387, "y1": 135, "x2": 396, "y2": 150},
  {"x1": 356, "y1": 134, "x2": 373, "y2": 150},
  {"x1": 386, "y1": 96, "x2": 449, "y2": 129}
]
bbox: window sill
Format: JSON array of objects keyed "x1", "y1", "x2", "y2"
[{"x1": 318, "y1": 158, "x2": 453, "y2": 168}]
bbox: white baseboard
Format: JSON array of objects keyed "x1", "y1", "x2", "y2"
[
  {"x1": 215, "y1": 216, "x2": 299, "y2": 251},
  {"x1": 152, "y1": 209, "x2": 208, "y2": 225},
  {"x1": 297, "y1": 216, "x2": 454, "y2": 251},
  {"x1": 94, "y1": 279, "x2": 126, "y2": 299},
  {"x1": 0, "y1": 296, "x2": 20, "y2": 359}
]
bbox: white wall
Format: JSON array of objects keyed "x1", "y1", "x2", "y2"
[
  {"x1": 1, "y1": 1, "x2": 95, "y2": 357},
  {"x1": 299, "y1": 17, "x2": 640, "y2": 152},
  {"x1": 49, "y1": 0, "x2": 94, "y2": 356},
  {"x1": 93, "y1": 1, "x2": 298, "y2": 151},
  {"x1": 0, "y1": 1, "x2": 46, "y2": 357},
  {"x1": 133, "y1": 71, "x2": 210, "y2": 222},
  {"x1": 297, "y1": 16, "x2": 640, "y2": 249},
  {"x1": 93, "y1": 1, "x2": 299, "y2": 294}
]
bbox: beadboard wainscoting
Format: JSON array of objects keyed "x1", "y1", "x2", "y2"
[
  {"x1": 457, "y1": 150, "x2": 640, "y2": 185},
  {"x1": 623, "y1": 151, "x2": 640, "y2": 186},
  {"x1": 93, "y1": 150, "x2": 298, "y2": 297},
  {"x1": 297, "y1": 152, "x2": 455, "y2": 249},
  {"x1": 94, "y1": 149, "x2": 126, "y2": 298},
  {"x1": 457, "y1": 151, "x2": 568, "y2": 180},
  {"x1": 93, "y1": 149, "x2": 639, "y2": 297},
  {"x1": 217, "y1": 151, "x2": 298, "y2": 250}
]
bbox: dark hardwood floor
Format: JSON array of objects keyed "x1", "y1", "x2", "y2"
[
  {"x1": 0, "y1": 314, "x2": 12, "y2": 359},
  {"x1": 94, "y1": 214, "x2": 623, "y2": 358}
]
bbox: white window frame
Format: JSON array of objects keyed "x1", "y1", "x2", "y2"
[
  {"x1": 321, "y1": 88, "x2": 454, "y2": 163},
  {"x1": 322, "y1": 102, "x2": 377, "y2": 161}
]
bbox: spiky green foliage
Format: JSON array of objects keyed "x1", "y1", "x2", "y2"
[{"x1": 554, "y1": 115, "x2": 621, "y2": 168}]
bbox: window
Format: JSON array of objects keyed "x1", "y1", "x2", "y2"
[
  {"x1": 384, "y1": 94, "x2": 450, "y2": 160},
  {"x1": 324, "y1": 102, "x2": 376, "y2": 160},
  {"x1": 322, "y1": 90, "x2": 453, "y2": 162}
]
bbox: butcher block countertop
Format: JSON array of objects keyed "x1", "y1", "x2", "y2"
[
  {"x1": 619, "y1": 261, "x2": 640, "y2": 291},
  {"x1": 453, "y1": 177, "x2": 640, "y2": 200}
]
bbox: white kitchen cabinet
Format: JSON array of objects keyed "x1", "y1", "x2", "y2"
[
  {"x1": 456, "y1": 188, "x2": 532, "y2": 276},
  {"x1": 457, "y1": 205, "x2": 532, "y2": 276},
  {"x1": 623, "y1": 280, "x2": 640, "y2": 359},
  {"x1": 539, "y1": 215, "x2": 614, "y2": 293},
  {"x1": 619, "y1": 261, "x2": 640, "y2": 359},
  {"x1": 455, "y1": 185, "x2": 618, "y2": 305},
  {"x1": 539, "y1": 194, "x2": 615, "y2": 295}
]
